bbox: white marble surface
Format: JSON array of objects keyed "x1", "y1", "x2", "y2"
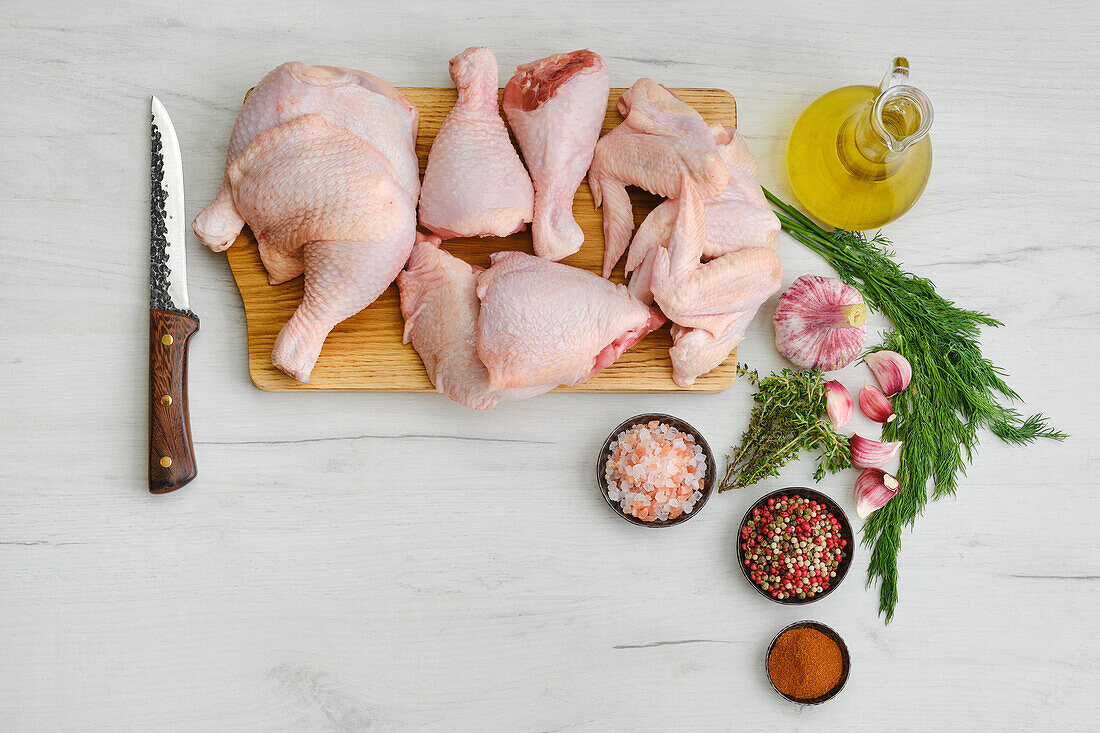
[{"x1": 2, "y1": 1, "x2": 1097, "y2": 730}]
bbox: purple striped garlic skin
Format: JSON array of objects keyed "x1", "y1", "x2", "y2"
[
  {"x1": 854, "y1": 468, "x2": 900, "y2": 519},
  {"x1": 824, "y1": 380, "x2": 853, "y2": 428},
  {"x1": 773, "y1": 275, "x2": 868, "y2": 371},
  {"x1": 859, "y1": 384, "x2": 896, "y2": 423},
  {"x1": 850, "y1": 433, "x2": 903, "y2": 469},
  {"x1": 864, "y1": 350, "x2": 912, "y2": 396}
]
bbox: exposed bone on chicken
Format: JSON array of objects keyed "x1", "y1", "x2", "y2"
[
  {"x1": 502, "y1": 50, "x2": 610, "y2": 261},
  {"x1": 194, "y1": 110, "x2": 417, "y2": 383},
  {"x1": 476, "y1": 251, "x2": 664, "y2": 392},
  {"x1": 625, "y1": 126, "x2": 780, "y2": 303},
  {"x1": 650, "y1": 178, "x2": 782, "y2": 387},
  {"x1": 397, "y1": 241, "x2": 550, "y2": 409},
  {"x1": 589, "y1": 79, "x2": 729, "y2": 277},
  {"x1": 418, "y1": 47, "x2": 534, "y2": 239}
]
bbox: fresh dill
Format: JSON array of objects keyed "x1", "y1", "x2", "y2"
[
  {"x1": 763, "y1": 188, "x2": 1066, "y2": 622},
  {"x1": 720, "y1": 365, "x2": 851, "y2": 492}
]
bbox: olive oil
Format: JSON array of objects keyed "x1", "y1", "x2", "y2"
[{"x1": 787, "y1": 59, "x2": 933, "y2": 231}]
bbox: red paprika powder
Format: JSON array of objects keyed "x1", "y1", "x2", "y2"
[{"x1": 767, "y1": 625, "x2": 844, "y2": 700}]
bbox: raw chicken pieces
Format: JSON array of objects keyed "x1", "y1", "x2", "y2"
[
  {"x1": 195, "y1": 62, "x2": 419, "y2": 251},
  {"x1": 476, "y1": 252, "x2": 664, "y2": 392},
  {"x1": 626, "y1": 126, "x2": 780, "y2": 303},
  {"x1": 195, "y1": 55, "x2": 771, "y2": 398},
  {"x1": 649, "y1": 178, "x2": 782, "y2": 387},
  {"x1": 419, "y1": 47, "x2": 534, "y2": 239},
  {"x1": 398, "y1": 246, "x2": 664, "y2": 408},
  {"x1": 397, "y1": 241, "x2": 548, "y2": 409},
  {"x1": 194, "y1": 63, "x2": 420, "y2": 383},
  {"x1": 503, "y1": 50, "x2": 610, "y2": 260},
  {"x1": 589, "y1": 79, "x2": 729, "y2": 277},
  {"x1": 221, "y1": 62, "x2": 420, "y2": 208}
]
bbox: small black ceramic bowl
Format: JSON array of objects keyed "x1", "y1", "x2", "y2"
[
  {"x1": 766, "y1": 620, "x2": 850, "y2": 705},
  {"x1": 736, "y1": 487, "x2": 854, "y2": 604},
  {"x1": 596, "y1": 413, "x2": 716, "y2": 528}
]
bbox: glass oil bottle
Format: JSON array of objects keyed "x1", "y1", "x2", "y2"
[{"x1": 786, "y1": 57, "x2": 934, "y2": 230}]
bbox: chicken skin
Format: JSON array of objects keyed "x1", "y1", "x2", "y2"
[
  {"x1": 419, "y1": 47, "x2": 534, "y2": 239},
  {"x1": 503, "y1": 50, "x2": 610, "y2": 260},
  {"x1": 589, "y1": 79, "x2": 728, "y2": 277},
  {"x1": 397, "y1": 241, "x2": 548, "y2": 409},
  {"x1": 626, "y1": 126, "x2": 780, "y2": 303},
  {"x1": 195, "y1": 114, "x2": 415, "y2": 383},
  {"x1": 650, "y1": 178, "x2": 781, "y2": 387},
  {"x1": 476, "y1": 251, "x2": 664, "y2": 392}
]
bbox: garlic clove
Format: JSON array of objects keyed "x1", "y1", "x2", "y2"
[
  {"x1": 773, "y1": 275, "x2": 868, "y2": 371},
  {"x1": 824, "y1": 380, "x2": 853, "y2": 428},
  {"x1": 858, "y1": 384, "x2": 896, "y2": 423},
  {"x1": 849, "y1": 433, "x2": 903, "y2": 468},
  {"x1": 854, "y1": 468, "x2": 900, "y2": 519},
  {"x1": 864, "y1": 350, "x2": 912, "y2": 396}
]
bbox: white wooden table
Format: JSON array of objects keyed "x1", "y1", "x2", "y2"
[{"x1": 2, "y1": 1, "x2": 1097, "y2": 730}]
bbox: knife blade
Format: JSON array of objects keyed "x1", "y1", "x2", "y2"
[{"x1": 149, "y1": 95, "x2": 199, "y2": 494}]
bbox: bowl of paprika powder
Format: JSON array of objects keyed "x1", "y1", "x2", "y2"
[{"x1": 766, "y1": 620, "x2": 850, "y2": 704}]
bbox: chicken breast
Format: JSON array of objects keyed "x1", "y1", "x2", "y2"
[
  {"x1": 476, "y1": 251, "x2": 664, "y2": 391},
  {"x1": 418, "y1": 47, "x2": 534, "y2": 239},
  {"x1": 502, "y1": 50, "x2": 610, "y2": 261},
  {"x1": 397, "y1": 241, "x2": 550, "y2": 409},
  {"x1": 589, "y1": 79, "x2": 728, "y2": 277}
]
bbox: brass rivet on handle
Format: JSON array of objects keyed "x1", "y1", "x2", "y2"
[
  {"x1": 160, "y1": 456, "x2": 172, "y2": 468},
  {"x1": 160, "y1": 394, "x2": 172, "y2": 406},
  {"x1": 161, "y1": 334, "x2": 173, "y2": 345}
]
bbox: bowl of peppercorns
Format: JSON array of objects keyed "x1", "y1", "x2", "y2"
[{"x1": 736, "y1": 488, "x2": 854, "y2": 604}]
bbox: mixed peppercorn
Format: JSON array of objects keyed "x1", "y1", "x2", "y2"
[{"x1": 741, "y1": 494, "x2": 846, "y2": 600}]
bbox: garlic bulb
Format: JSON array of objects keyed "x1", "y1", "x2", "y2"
[
  {"x1": 824, "y1": 380, "x2": 853, "y2": 428},
  {"x1": 854, "y1": 468, "x2": 900, "y2": 519},
  {"x1": 858, "y1": 384, "x2": 896, "y2": 423},
  {"x1": 864, "y1": 350, "x2": 912, "y2": 396},
  {"x1": 850, "y1": 433, "x2": 903, "y2": 469},
  {"x1": 773, "y1": 275, "x2": 868, "y2": 371}
]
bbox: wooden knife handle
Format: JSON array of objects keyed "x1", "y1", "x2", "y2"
[{"x1": 149, "y1": 309, "x2": 199, "y2": 494}]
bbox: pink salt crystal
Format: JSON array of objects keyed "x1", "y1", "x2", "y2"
[{"x1": 605, "y1": 421, "x2": 708, "y2": 522}]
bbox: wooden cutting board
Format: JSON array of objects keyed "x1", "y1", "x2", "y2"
[{"x1": 225, "y1": 87, "x2": 738, "y2": 392}]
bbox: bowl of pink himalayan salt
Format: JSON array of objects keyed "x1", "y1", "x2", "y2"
[{"x1": 597, "y1": 414, "x2": 716, "y2": 527}]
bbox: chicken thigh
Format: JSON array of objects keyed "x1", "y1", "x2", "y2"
[
  {"x1": 222, "y1": 62, "x2": 420, "y2": 206},
  {"x1": 193, "y1": 63, "x2": 418, "y2": 251},
  {"x1": 650, "y1": 179, "x2": 781, "y2": 387},
  {"x1": 502, "y1": 50, "x2": 610, "y2": 261},
  {"x1": 476, "y1": 251, "x2": 664, "y2": 391},
  {"x1": 589, "y1": 79, "x2": 728, "y2": 277},
  {"x1": 397, "y1": 241, "x2": 550, "y2": 409},
  {"x1": 418, "y1": 47, "x2": 534, "y2": 239},
  {"x1": 195, "y1": 114, "x2": 416, "y2": 383}
]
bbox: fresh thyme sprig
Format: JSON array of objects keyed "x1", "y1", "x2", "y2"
[
  {"x1": 720, "y1": 365, "x2": 851, "y2": 492},
  {"x1": 763, "y1": 188, "x2": 1066, "y2": 622}
]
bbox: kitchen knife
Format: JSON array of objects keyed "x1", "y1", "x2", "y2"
[{"x1": 149, "y1": 95, "x2": 199, "y2": 494}]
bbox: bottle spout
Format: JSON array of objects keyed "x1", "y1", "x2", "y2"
[
  {"x1": 872, "y1": 57, "x2": 933, "y2": 154},
  {"x1": 879, "y1": 56, "x2": 911, "y2": 94}
]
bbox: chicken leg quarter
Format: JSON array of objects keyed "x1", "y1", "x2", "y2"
[{"x1": 194, "y1": 113, "x2": 416, "y2": 383}]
